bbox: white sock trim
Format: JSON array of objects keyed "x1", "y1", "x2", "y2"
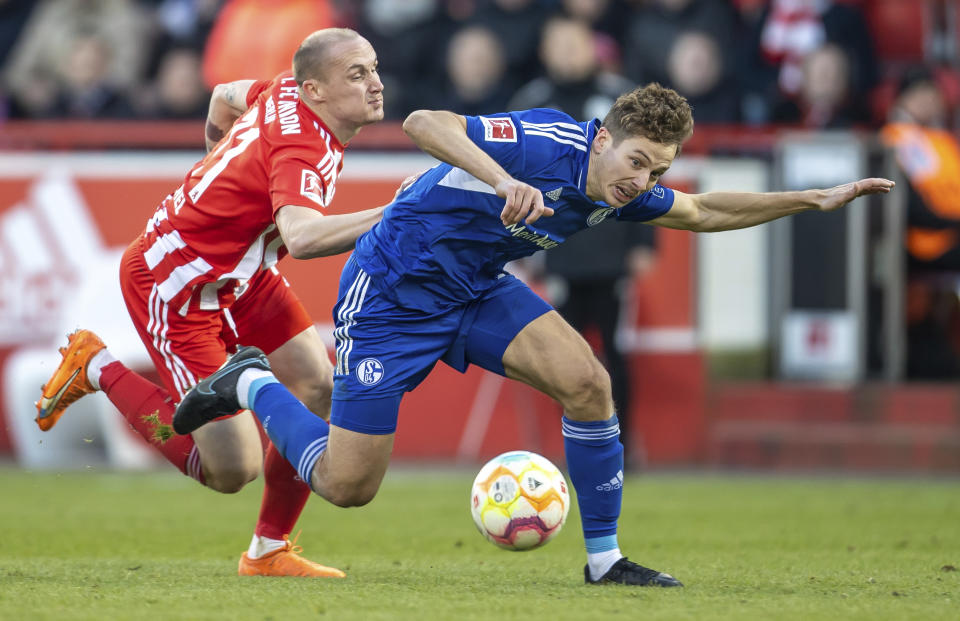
[
  {"x1": 236, "y1": 369, "x2": 274, "y2": 409},
  {"x1": 86, "y1": 348, "x2": 117, "y2": 391},
  {"x1": 587, "y1": 548, "x2": 623, "y2": 581},
  {"x1": 247, "y1": 534, "x2": 287, "y2": 559}
]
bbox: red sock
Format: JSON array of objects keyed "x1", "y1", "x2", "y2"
[
  {"x1": 99, "y1": 361, "x2": 204, "y2": 484},
  {"x1": 254, "y1": 442, "x2": 310, "y2": 540}
]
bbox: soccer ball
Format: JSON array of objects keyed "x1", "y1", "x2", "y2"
[{"x1": 470, "y1": 450, "x2": 570, "y2": 551}]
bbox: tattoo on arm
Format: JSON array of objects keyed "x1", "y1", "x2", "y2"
[
  {"x1": 205, "y1": 119, "x2": 226, "y2": 148},
  {"x1": 223, "y1": 83, "x2": 238, "y2": 106}
]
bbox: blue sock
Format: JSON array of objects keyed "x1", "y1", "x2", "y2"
[
  {"x1": 247, "y1": 379, "x2": 330, "y2": 485},
  {"x1": 562, "y1": 415, "x2": 623, "y2": 553}
]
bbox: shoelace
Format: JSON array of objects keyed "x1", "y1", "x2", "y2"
[{"x1": 282, "y1": 530, "x2": 305, "y2": 555}]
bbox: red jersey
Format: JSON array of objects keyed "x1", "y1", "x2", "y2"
[{"x1": 139, "y1": 71, "x2": 345, "y2": 314}]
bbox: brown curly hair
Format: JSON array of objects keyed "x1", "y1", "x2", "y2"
[{"x1": 602, "y1": 83, "x2": 694, "y2": 147}]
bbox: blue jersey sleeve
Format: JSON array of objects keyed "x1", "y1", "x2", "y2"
[
  {"x1": 616, "y1": 184, "x2": 676, "y2": 222},
  {"x1": 464, "y1": 108, "x2": 582, "y2": 180}
]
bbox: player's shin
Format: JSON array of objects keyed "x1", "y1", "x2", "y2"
[
  {"x1": 561, "y1": 414, "x2": 625, "y2": 579},
  {"x1": 239, "y1": 372, "x2": 330, "y2": 488}
]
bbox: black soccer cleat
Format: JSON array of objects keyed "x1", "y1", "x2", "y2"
[
  {"x1": 172, "y1": 346, "x2": 271, "y2": 435},
  {"x1": 585, "y1": 557, "x2": 684, "y2": 587}
]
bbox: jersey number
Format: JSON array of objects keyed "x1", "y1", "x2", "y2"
[{"x1": 188, "y1": 109, "x2": 261, "y2": 204}]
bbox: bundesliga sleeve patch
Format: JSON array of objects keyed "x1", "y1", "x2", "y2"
[
  {"x1": 480, "y1": 117, "x2": 517, "y2": 142},
  {"x1": 300, "y1": 169, "x2": 326, "y2": 207}
]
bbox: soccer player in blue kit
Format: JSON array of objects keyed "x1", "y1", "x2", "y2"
[{"x1": 174, "y1": 84, "x2": 894, "y2": 585}]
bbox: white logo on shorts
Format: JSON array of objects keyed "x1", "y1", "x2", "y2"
[{"x1": 356, "y1": 358, "x2": 384, "y2": 386}]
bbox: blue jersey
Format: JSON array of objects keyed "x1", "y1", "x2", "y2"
[{"x1": 353, "y1": 108, "x2": 675, "y2": 312}]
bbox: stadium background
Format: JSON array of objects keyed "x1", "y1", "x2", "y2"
[{"x1": 0, "y1": 0, "x2": 958, "y2": 474}]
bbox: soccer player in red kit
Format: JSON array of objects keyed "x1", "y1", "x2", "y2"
[{"x1": 35, "y1": 28, "x2": 385, "y2": 577}]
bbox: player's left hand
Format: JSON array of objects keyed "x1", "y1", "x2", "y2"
[
  {"x1": 496, "y1": 178, "x2": 555, "y2": 225},
  {"x1": 818, "y1": 177, "x2": 895, "y2": 212},
  {"x1": 394, "y1": 171, "x2": 425, "y2": 198}
]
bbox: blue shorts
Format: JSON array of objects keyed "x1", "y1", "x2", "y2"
[{"x1": 330, "y1": 255, "x2": 551, "y2": 435}]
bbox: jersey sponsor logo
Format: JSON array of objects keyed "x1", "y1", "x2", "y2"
[
  {"x1": 356, "y1": 358, "x2": 384, "y2": 386},
  {"x1": 587, "y1": 207, "x2": 614, "y2": 226},
  {"x1": 504, "y1": 223, "x2": 559, "y2": 249},
  {"x1": 480, "y1": 117, "x2": 517, "y2": 142},
  {"x1": 300, "y1": 169, "x2": 326, "y2": 207},
  {"x1": 264, "y1": 96, "x2": 276, "y2": 124},
  {"x1": 544, "y1": 187, "x2": 562, "y2": 201}
]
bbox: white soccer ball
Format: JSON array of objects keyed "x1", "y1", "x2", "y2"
[{"x1": 470, "y1": 450, "x2": 571, "y2": 551}]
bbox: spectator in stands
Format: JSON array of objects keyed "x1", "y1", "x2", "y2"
[
  {"x1": 351, "y1": 0, "x2": 438, "y2": 120},
  {"x1": 665, "y1": 30, "x2": 740, "y2": 123},
  {"x1": 0, "y1": 0, "x2": 35, "y2": 69},
  {"x1": 138, "y1": 46, "x2": 209, "y2": 119},
  {"x1": 142, "y1": 0, "x2": 222, "y2": 82},
  {"x1": 771, "y1": 43, "x2": 869, "y2": 128},
  {"x1": 881, "y1": 67, "x2": 960, "y2": 378},
  {"x1": 623, "y1": 0, "x2": 739, "y2": 88},
  {"x1": 2, "y1": 0, "x2": 149, "y2": 119},
  {"x1": 739, "y1": 0, "x2": 877, "y2": 125},
  {"x1": 556, "y1": 0, "x2": 631, "y2": 73},
  {"x1": 508, "y1": 16, "x2": 634, "y2": 122},
  {"x1": 47, "y1": 32, "x2": 136, "y2": 119},
  {"x1": 430, "y1": 25, "x2": 515, "y2": 116},
  {"x1": 509, "y1": 14, "x2": 653, "y2": 468},
  {"x1": 470, "y1": 0, "x2": 549, "y2": 86}
]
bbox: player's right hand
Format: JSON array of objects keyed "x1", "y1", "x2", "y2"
[
  {"x1": 495, "y1": 178, "x2": 555, "y2": 225},
  {"x1": 817, "y1": 177, "x2": 895, "y2": 212}
]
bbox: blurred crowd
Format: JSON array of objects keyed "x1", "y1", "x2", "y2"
[
  {"x1": 0, "y1": 0, "x2": 957, "y2": 129},
  {"x1": 4, "y1": 0, "x2": 960, "y2": 379}
]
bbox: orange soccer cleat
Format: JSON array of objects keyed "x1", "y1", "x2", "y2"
[
  {"x1": 238, "y1": 535, "x2": 346, "y2": 578},
  {"x1": 35, "y1": 329, "x2": 105, "y2": 431}
]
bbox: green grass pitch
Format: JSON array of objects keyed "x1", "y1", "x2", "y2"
[{"x1": 0, "y1": 466, "x2": 956, "y2": 620}]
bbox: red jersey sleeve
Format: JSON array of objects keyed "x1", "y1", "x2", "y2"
[
  {"x1": 245, "y1": 78, "x2": 273, "y2": 107},
  {"x1": 267, "y1": 140, "x2": 334, "y2": 215}
]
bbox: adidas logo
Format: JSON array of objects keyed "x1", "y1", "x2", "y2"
[
  {"x1": 544, "y1": 187, "x2": 562, "y2": 201},
  {"x1": 595, "y1": 469, "x2": 624, "y2": 492},
  {"x1": 0, "y1": 171, "x2": 104, "y2": 344}
]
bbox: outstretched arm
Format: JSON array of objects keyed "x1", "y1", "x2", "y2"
[
  {"x1": 275, "y1": 205, "x2": 386, "y2": 260},
  {"x1": 650, "y1": 178, "x2": 895, "y2": 232},
  {"x1": 205, "y1": 79, "x2": 256, "y2": 151},
  {"x1": 402, "y1": 110, "x2": 554, "y2": 225}
]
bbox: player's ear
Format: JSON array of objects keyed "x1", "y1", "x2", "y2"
[
  {"x1": 593, "y1": 127, "x2": 610, "y2": 153},
  {"x1": 301, "y1": 79, "x2": 325, "y2": 104}
]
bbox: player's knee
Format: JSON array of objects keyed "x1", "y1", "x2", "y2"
[
  {"x1": 560, "y1": 359, "x2": 612, "y2": 419},
  {"x1": 322, "y1": 478, "x2": 381, "y2": 507},
  {"x1": 297, "y1": 377, "x2": 333, "y2": 417},
  {"x1": 287, "y1": 373, "x2": 333, "y2": 418},
  {"x1": 204, "y1": 465, "x2": 259, "y2": 494}
]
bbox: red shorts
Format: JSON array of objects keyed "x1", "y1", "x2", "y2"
[{"x1": 119, "y1": 241, "x2": 313, "y2": 401}]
